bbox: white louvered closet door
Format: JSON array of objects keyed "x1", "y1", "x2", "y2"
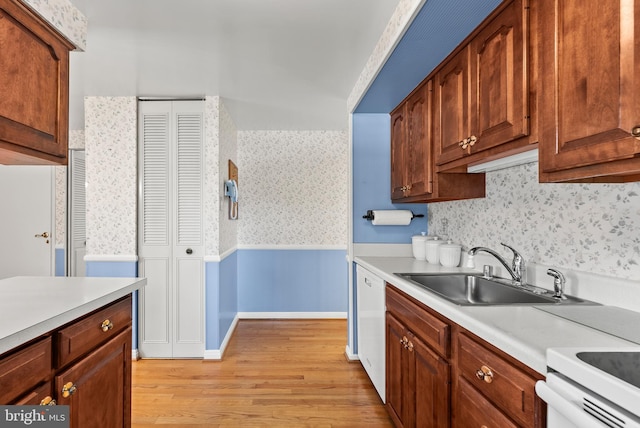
[
  {"x1": 68, "y1": 149, "x2": 86, "y2": 277},
  {"x1": 138, "y1": 100, "x2": 204, "y2": 358}
]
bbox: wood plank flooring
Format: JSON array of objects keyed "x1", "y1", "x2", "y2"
[{"x1": 131, "y1": 319, "x2": 393, "y2": 427}]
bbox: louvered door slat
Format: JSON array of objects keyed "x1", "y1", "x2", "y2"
[
  {"x1": 176, "y1": 113, "x2": 202, "y2": 246},
  {"x1": 142, "y1": 113, "x2": 170, "y2": 245}
]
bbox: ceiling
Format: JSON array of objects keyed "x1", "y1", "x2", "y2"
[{"x1": 68, "y1": 0, "x2": 400, "y2": 131}]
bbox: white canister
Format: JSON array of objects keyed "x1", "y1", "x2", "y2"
[
  {"x1": 439, "y1": 240, "x2": 462, "y2": 267},
  {"x1": 425, "y1": 238, "x2": 443, "y2": 264},
  {"x1": 411, "y1": 232, "x2": 428, "y2": 260}
]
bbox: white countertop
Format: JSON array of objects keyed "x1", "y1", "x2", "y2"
[
  {"x1": 355, "y1": 256, "x2": 638, "y2": 375},
  {"x1": 0, "y1": 276, "x2": 146, "y2": 356}
]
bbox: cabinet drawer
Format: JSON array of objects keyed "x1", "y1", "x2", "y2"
[
  {"x1": 386, "y1": 285, "x2": 450, "y2": 357},
  {"x1": 454, "y1": 377, "x2": 518, "y2": 428},
  {"x1": 457, "y1": 333, "x2": 538, "y2": 427},
  {"x1": 56, "y1": 296, "x2": 132, "y2": 368},
  {"x1": 0, "y1": 337, "x2": 52, "y2": 404},
  {"x1": 12, "y1": 382, "x2": 53, "y2": 405}
]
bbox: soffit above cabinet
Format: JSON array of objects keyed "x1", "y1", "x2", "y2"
[{"x1": 355, "y1": 0, "x2": 503, "y2": 114}]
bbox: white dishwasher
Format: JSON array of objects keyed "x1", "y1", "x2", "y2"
[{"x1": 356, "y1": 265, "x2": 386, "y2": 402}]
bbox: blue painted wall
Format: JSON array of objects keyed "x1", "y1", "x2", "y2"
[
  {"x1": 86, "y1": 261, "x2": 139, "y2": 349},
  {"x1": 352, "y1": 113, "x2": 428, "y2": 243},
  {"x1": 238, "y1": 249, "x2": 347, "y2": 313},
  {"x1": 55, "y1": 248, "x2": 65, "y2": 276},
  {"x1": 205, "y1": 253, "x2": 238, "y2": 350}
]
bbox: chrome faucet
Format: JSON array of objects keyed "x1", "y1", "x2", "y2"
[{"x1": 468, "y1": 243, "x2": 527, "y2": 286}]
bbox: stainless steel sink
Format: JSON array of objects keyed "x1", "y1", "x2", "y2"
[{"x1": 395, "y1": 273, "x2": 594, "y2": 306}]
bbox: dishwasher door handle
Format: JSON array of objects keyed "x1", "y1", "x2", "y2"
[{"x1": 535, "y1": 380, "x2": 606, "y2": 428}]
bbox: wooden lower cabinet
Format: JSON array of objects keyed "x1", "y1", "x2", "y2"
[
  {"x1": 454, "y1": 377, "x2": 518, "y2": 428},
  {"x1": 0, "y1": 295, "x2": 132, "y2": 428},
  {"x1": 56, "y1": 328, "x2": 131, "y2": 428},
  {"x1": 386, "y1": 287, "x2": 450, "y2": 428},
  {"x1": 385, "y1": 284, "x2": 545, "y2": 427}
]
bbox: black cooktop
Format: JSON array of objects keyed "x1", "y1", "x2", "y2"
[{"x1": 577, "y1": 351, "x2": 640, "y2": 389}]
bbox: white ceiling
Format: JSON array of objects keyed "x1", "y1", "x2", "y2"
[{"x1": 68, "y1": 0, "x2": 400, "y2": 131}]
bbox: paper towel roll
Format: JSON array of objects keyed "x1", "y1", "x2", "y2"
[{"x1": 371, "y1": 210, "x2": 413, "y2": 226}]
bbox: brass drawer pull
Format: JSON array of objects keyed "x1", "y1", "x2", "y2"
[
  {"x1": 632, "y1": 126, "x2": 640, "y2": 139},
  {"x1": 61, "y1": 382, "x2": 77, "y2": 398},
  {"x1": 40, "y1": 396, "x2": 56, "y2": 406},
  {"x1": 475, "y1": 365, "x2": 494, "y2": 383},
  {"x1": 101, "y1": 319, "x2": 114, "y2": 332}
]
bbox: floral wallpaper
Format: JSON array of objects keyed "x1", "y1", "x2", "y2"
[
  {"x1": 22, "y1": 0, "x2": 87, "y2": 50},
  {"x1": 84, "y1": 97, "x2": 137, "y2": 257},
  {"x1": 218, "y1": 99, "x2": 238, "y2": 254},
  {"x1": 347, "y1": 0, "x2": 422, "y2": 112},
  {"x1": 237, "y1": 131, "x2": 349, "y2": 247},
  {"x1": 203, "y1": 97, "x2": 221, "y2": 256},
  {"x1": 203, "y1": 96, "x2": 238, "y2": 256},
  {"x1": 428, "y1": 162, "x2": 640, "y2": 281}
]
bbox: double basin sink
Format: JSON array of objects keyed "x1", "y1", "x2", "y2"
[{"x1": 395, "y1": 273, "x2": 594, "y2": 306}]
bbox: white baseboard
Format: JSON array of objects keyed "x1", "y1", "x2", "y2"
[
  {"x1": 238, "y1": 312, "x2": 347, "y2": 319},
  {"x1": 132, "y1": 349, "x2": 139, "y2": 361},
  {"x1": 203, "y1": 315, "x2": 239, "y2": 360},
  {"x1": 344, "y1": 345, "x2": 359, "y2": 361}
]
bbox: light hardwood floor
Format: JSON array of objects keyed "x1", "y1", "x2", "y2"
[{"x1": 132, "y1": 319, "x2": 393, "y2": 427}]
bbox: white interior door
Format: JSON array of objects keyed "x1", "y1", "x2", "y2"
[
  {"x1": 0, "y1": 165, "x2": 54, "y2": 279},
  {"x1": 138, "y1": 100, "x2": 204, "y2": 358}
]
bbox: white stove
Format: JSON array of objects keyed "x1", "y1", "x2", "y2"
[{"x1": 536, "y1": 347, "x2": 640, "y2": 427}]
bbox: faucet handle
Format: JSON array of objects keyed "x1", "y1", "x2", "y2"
[
  {"x1": 500, "y1": 243, "x2": 526, "y2": 281},
  {"x1": 547, "y1": 268, "x2": 566, "y2": 299}
]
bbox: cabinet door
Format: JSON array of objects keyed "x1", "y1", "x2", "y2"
[
  {"x1": 0, "y1": 0, "x2": 72, "y2": 164},
  {"x1": 454, "y1": 378, "x2": 518, "y2": 428},
  {"x1": 411, "y1": 332, "x2": 450, "y2": 428},
  {"x1": 390, "y1": 107, "x2": 407, "y2": 200},
  {"x1": 55, "y1": 328, "x2": 131, "y2": 428},
  {"x1": 469, "y1": 0, "x2": 529, "y2": 154},
  {"x1": 435, "y1": 48, "x2": 471, "y2": 166},
  {"x1": 386, "y1": 313, "x2": 410, "y2": 427},
  {"x1": 405, "y1": 82, "x2": 433, "y2": 197},
  {"x1": 539, "y1": 0, "x2": 640, "y2": 175}
]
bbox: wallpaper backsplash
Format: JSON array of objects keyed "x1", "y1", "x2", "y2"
[
  {"x1": 428, "y1": 162, "x2": 640, "y2": 281},
  {"x1": 237, "y1": 131, "x2": 349, "y2": 247}
]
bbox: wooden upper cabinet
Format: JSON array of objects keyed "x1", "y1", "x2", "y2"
[
  {"x1": 435, "y1": 0, "x2": 530, "y2": 168},
  {"x1": 434, "y1": 48, "x2": 471, "y2": 166},
  {"x1": 0, "y1": 0, "x2": 73, "y2": 165},
  {"x1": 470, "y1": 0, "x2": 529, "y2": 154},
  {"x1": 391, "y1": 81, "x2": 433, "y2": 202},
  {"x1": 538, "y1": 0, "x2": 640, "y2": 182},
  {"x1": 390, "y1": 107, "x2": 407, "y2": 201}
]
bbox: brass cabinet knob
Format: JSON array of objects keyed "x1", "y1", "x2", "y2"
[
  {"x1": 406, "y1": 340, "x2": 414, "y2": 352},
  {"x1": 61, "y1": 382, "x2": 77, "y2": 398},
  {"x1": 468, "y1": 135, "x2": 477, "y2": 146},
  {"x1": 475, "y1": 365, "x2": 494, "y2": 383},
  {"x1": 101, "y1": 319, "x2": 114, "y2": 332},
  {"x1": 40, "y1": 396, "x2": 56, "y2": 406},
  {"x1": 632, "y1": 126, "x2": 640, "y2": 138}
]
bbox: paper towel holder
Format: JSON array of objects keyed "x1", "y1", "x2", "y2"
[{"x1": 362, "y1": 210, "x2": 424, "y2": 221}]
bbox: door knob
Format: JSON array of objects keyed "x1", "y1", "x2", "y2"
[
  {"x1": 35, "y1": 232, "x2": 50, "y2": 243},
  {"x1": 186, "y1": 248, "x2": 193, "y2": 255}
]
